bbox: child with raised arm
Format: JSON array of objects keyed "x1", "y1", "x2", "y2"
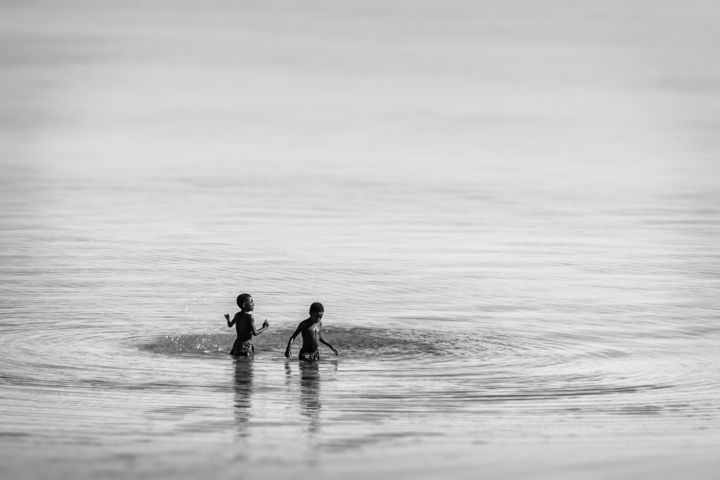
[
  {"x1": 284, "y1": 302, "x2": 338, "y2": 361},
  {"x1": 225, "y1": 293, "x2": 269, "y2": 357}
]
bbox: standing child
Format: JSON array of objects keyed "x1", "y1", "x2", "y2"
[
  {"x1": 284, "y1": 302, "x2": 338, "y2": 361},
  {"x1": 225, "y1": 293, "x2": 269, "y2": 357}
]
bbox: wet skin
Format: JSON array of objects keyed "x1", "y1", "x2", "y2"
[
  {"x1": 285, "y1": 311, "x2": 338, "y2": 358},
  {"x1": 225, "y1": 296, "x2": 269, "y2": 344}
]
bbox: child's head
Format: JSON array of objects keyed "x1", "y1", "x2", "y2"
[
  {"x1": 309, "y1": 302, "x2": 324, "y2": 319},
  {"x1": 237, "y1": 293, "x2": 254, "y2": 311}
]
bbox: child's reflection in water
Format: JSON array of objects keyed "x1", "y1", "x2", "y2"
[
  {"x1": 233, "y1": 358, "x2": 254, "y2": 438},
  {"x1": 299, "y1": 360, "x2": 321, "y2": 433},
  {"x1": 234, "y1": 358, "x2": 340, "y2": 439},
  {"x1": 284, "y1": 360, "x2": 322, "y2": 435}
]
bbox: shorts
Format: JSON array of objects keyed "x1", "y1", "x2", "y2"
[
  {"x1": 299, "y1": 350, "x2": 320, "y2": 362},
  {"x1": 230, "y1": 340, "x2": 254, "y2": 357}
]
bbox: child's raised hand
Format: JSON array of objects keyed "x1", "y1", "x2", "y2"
[
  {"x1": 262, "y1": 319, "x2": 269, "y2": 328},
  {"x1": 224, "y1": 313, "x2": 230, "y2": 321}
]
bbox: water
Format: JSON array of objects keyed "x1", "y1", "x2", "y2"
[{"x1": 1, "y1": 1, "x2": 720, "y2": 478}]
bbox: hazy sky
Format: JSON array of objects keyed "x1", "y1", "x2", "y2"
[{"x1": 1, "y1": 0, "x2": 718, "y2": 188}]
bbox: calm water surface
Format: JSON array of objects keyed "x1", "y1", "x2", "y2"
[{"x1": 1, "y1": 1, "x2": 719, "y2": 479}]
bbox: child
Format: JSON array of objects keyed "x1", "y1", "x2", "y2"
[
  {"x1": 225, "y1": 293, "x2": 269, "y2": 357},
  {"x1": 284, "y1": 302, "x2": 338, "y2": 361}
]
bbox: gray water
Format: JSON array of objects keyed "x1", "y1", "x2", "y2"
[{"x1": 1, "y1": 1, "x2": 720, "y2": 479}]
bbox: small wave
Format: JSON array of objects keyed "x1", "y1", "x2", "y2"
[
  {"x1": 138, "y1": 327, "x2": 466, "y2": 359},
  {"x1": 140, "y1": 333, "x2": 234, "y2": 356}
]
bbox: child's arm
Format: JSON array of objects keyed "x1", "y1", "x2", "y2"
[
  {"x1": 224, "y1": 313, "x2": 235, "y2": 328},
  {"x1": 284, "y1": 324, "x2": 302, "y2": 358},
  {"x1": 319, "y1": 332, "x2": 339, "y2": 356},
  {"x1": 252, "y1": 318, "x2": 270, "y2": 336}
]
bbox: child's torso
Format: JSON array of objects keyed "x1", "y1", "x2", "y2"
[
  {"x1": 235, "y1": 312, "x2": 254, "y2": 342},
  {"x1": 300, "y1": 321, "x2": 321, "y2": 352}
]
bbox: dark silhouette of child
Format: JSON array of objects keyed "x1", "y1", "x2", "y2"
[
  {"x1": 284, "y1": 302, "x2": 338, "y2": 361},
  {"x1": 224, "y1": 293, "x2": 269, "y2": 357}
]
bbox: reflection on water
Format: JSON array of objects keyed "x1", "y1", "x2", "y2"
[
  {"x1": 233, "y1": 359, "x2": 254, "y2": 439},
  {"x1": 299, "y1": 361, "x2": 321, "y2": 435},
  {"x1": 285, "y1": 360, "x2": 322, "y2": 436}
]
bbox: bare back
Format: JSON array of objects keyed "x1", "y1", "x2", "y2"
[{"x1": 234, "y1": 312, "x2": 256, "y2": 343}]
